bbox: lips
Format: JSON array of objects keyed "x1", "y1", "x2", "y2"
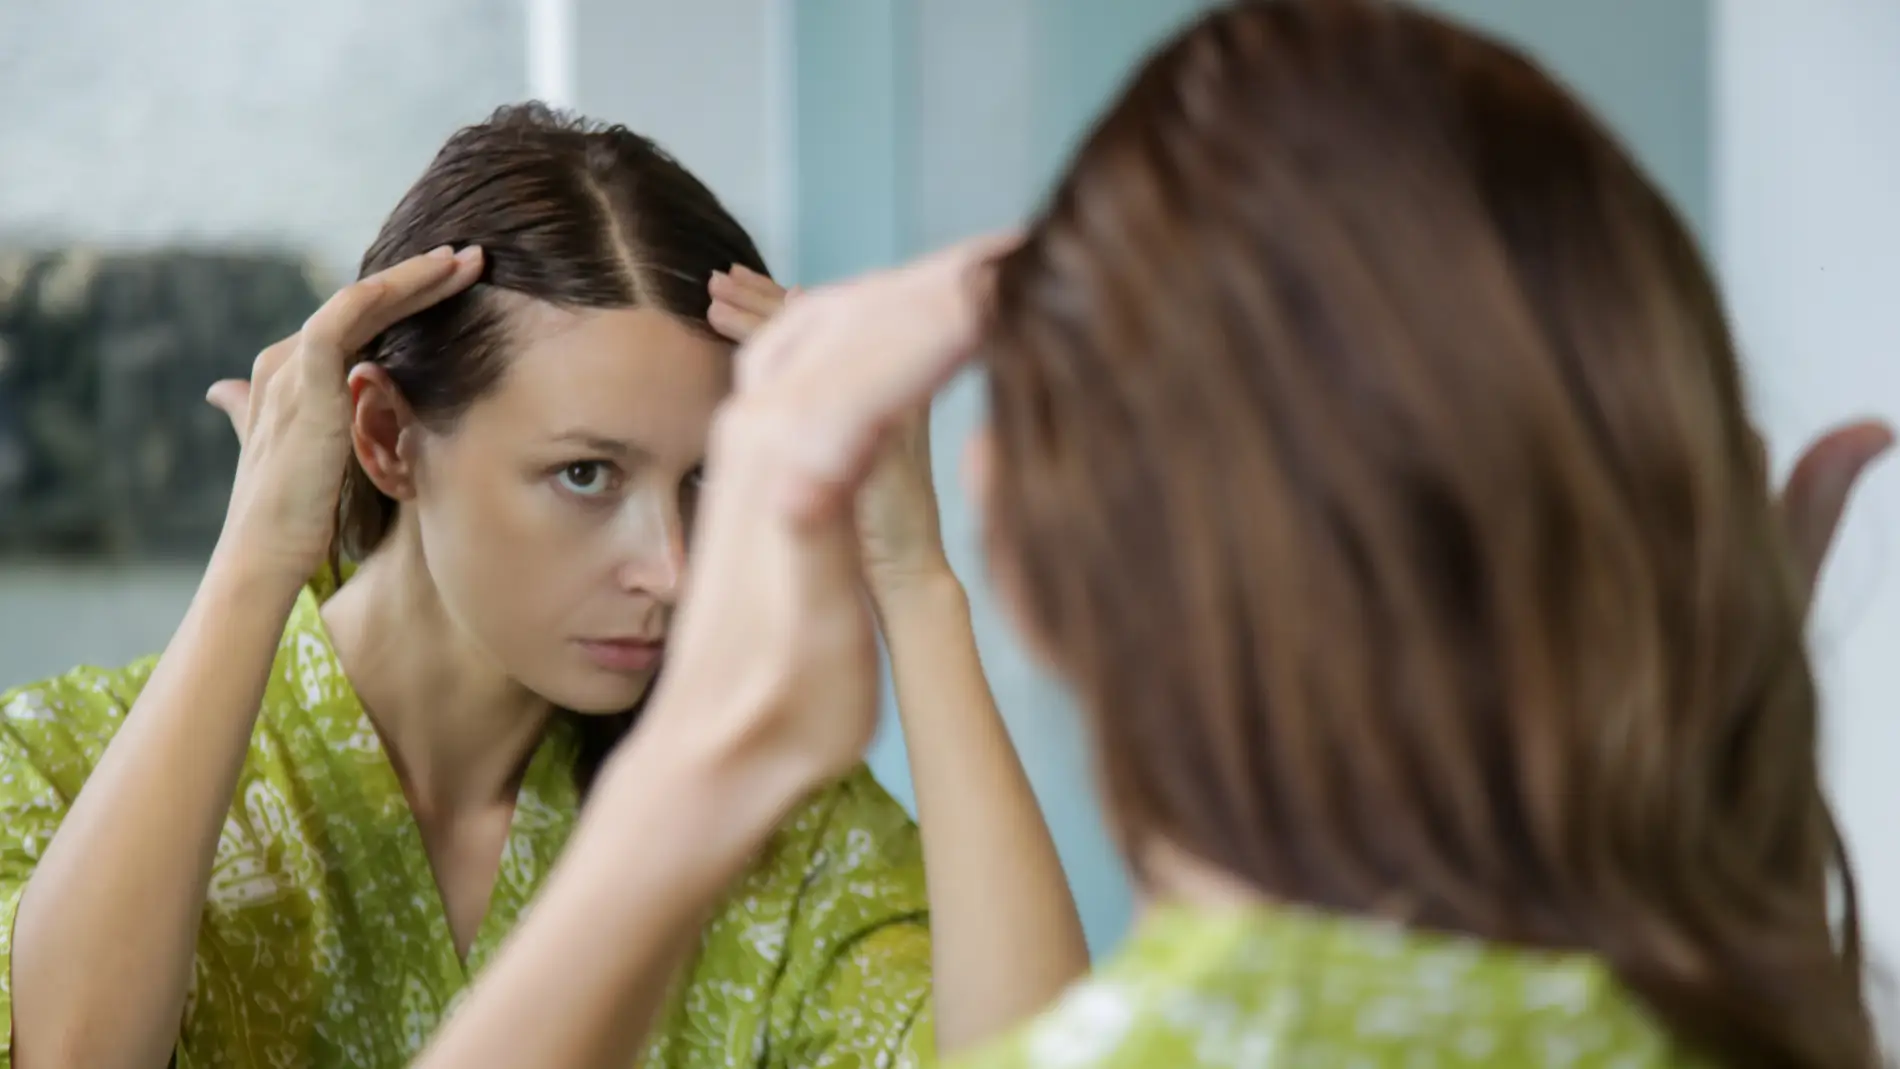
[{"x1": 575, "y1": 638, "x2": 664, "y2": 673}]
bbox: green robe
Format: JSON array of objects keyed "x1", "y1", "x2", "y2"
[
  {"x1": 953, "y1": 903, "x2": 1707, "y2": 1068},
  {"x1": 0, "y1": 585, "x2": 933, "y2": 1069}
]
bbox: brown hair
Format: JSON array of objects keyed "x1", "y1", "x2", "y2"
[
  {"x1": 982, "y1": 1, "x2": 1881, "y2": 1065},
  {"x1": 345, "y1": 103, "x2": 767, "y2": 791}
]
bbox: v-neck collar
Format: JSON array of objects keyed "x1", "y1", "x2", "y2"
[{"x1": 266, "y1": 584, "x2": 580, "y2": 992}]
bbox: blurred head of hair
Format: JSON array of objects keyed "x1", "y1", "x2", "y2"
[{"x1": 981, "y1": 2, "x2": 1880, "y2": 1064}]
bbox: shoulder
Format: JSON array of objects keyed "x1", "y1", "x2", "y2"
[
  {"x1": 644, "y1": 766, "x2": 931, "y2": 1065},
  {"x1": 962, "y1": 910, "x2": 1695, "y2": 1069},
  {"x1": 0, "y1": 657, "x2": 159, "y2": 797},
  {"x1": 691, "y1": 763, "x2": 927, "y2": 968},
  {"x1": 0, "y1": 580, "x2": 332, "y2": 800},
  {"x1": 755, "y1": 764, "x2": 924, "y2": 911}
]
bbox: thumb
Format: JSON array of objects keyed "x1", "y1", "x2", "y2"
[
  {"x1": 205, "y1": 379, "x2": 253, "y2": 447},
  {"x1": 1779, "y1": 418, "x2": 1895, "y2": 608}
]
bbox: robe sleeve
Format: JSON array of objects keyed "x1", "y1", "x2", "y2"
[
  {"x1": 769, "y1": 768, "x2": 936, "y2": 1069},
  {"x1": 0, "y1": 661, "x2": 153, "y2": 1067}
]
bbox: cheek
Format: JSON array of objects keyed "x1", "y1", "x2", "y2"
[{"x1": 413, "y1": 461, "x2": 604, "y2": 630}]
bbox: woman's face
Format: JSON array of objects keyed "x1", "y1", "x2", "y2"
[{"x1": 401, "y1": 301, "x2": 731, "y2": 713}]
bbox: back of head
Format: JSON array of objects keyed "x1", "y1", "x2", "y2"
[
  {"x1": 343, "y1": 102, "x2": 766, "y2": 558},
  {"x1": 982, "y1": 1, "x2": 1879, "y2": 1064}
]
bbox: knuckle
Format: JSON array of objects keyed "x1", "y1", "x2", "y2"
[{"x1": 252, "y1": 341, "x2": 287, "y2": 380}]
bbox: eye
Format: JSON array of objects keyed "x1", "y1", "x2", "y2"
[{"x1": 555, "y1": 460, "x2": 616, "y2": 497}]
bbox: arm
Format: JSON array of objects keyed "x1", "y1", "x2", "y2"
[
  {"x1": 418, "y1": 237, "x2": 1013, "y2": 1069},
  {"x1": 413, "y1": 703, "x2": 813, "y2": 1069},
  {"x1": 6, "y1": 248, "x2": 483, "y2": 1069},
  {"x1": 8, "y1": 554, "x2": 301, "y2": 1069},
  {"x1": 878, "y1": 571, "x2": 1090, "y2": 1055},
  {"x1": 710, "y1": 262, "x2": 1089, "y2": 1052}
]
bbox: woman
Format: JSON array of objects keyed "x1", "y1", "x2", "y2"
[
  {"x1": 0, "y1": 105, "x2": 1086, "y2": 1068},
  {"x1": 404, "y1": 3, "x2": 1889, "y2": 1068}
]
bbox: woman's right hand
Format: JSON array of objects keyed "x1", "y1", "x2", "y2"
[{"x1": 204, "y1": 245, "x2": 484, "y2": 584}]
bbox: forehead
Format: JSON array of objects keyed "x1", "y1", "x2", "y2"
[{"x1": 461, "y1": 299, "x2": 733, "y2": 452}]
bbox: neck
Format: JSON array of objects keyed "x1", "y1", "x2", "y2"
[
  {"x1": 1134, "y1": 837, "x2": 1271, "y2": 916},
  {"x1": 322, "y1": 538, "x2": 554, "y2": 819}
]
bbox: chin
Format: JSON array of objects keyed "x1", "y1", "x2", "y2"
[{"x1": 533, "y1": 670, "x2": 657, "y2": 716}]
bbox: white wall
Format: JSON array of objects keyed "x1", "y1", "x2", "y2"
[
  {"x1": 568, "y1": 0, "x2": 794, "y2": 277},
  {"x1": 1417, "y1": 0, "x2": 1711, "y2": 240},
  {"x1": 0, "y1": 0, "x2": 531, "y2": 689},
  {"x1": 1716, "y1": 0, "x2": 1900, "y2": 994},
  {"x1": 888, "y1": 0, "x2": 1161, "y2": 954},
  {"x1": 0, "y1": 0, "x2": 527, "y2": 284}
]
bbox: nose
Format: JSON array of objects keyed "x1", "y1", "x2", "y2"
[{"x1": 610, "y1": 493, "x2": 688, "y2": 604}]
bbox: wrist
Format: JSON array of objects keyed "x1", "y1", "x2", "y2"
[
  {"x1": 210, "y1": 521, "x2": 321, "y2": 594},
  {"x1": 585, "y1": 690, "x2": 819, "y2": 880},
  {"x1": 204, "y1": 537, "x2": 312, "y2": 609},
  {"x1": 868, "y1": 558, "x2": 964, "y2": 616}
]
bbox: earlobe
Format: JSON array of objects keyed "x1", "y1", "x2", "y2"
[{"x1": 347, "y1": 364, "x2": 419, "y2": 502}]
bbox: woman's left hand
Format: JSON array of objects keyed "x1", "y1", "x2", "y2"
[{"x1": 711, "y1": 266, "x2": 953, "y2": 602}]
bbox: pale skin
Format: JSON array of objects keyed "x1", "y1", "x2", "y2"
[
  {"x1": 6, "y1": 240, "x2": 1881, "y2": 1069},
  {"x1": 7, "y1": 240, "x2": 1084, "y2": 1066},
  {"x1": 11, "y1": 247, "x2": 493, "y2": 1069},
  {"x1": 405, "y1": 234, "x2": 1894, "y2": 1069},
  {"x1": 709, "y1": 264, "x2": 1090, "y2": 1050}
]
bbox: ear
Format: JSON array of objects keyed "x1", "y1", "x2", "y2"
[
  {"x1": 962, "y1": 425, "x2": 1057, "y2": 670},
  {"x1": 348, "y1": 363, "x2": 422, "y2": 502}
]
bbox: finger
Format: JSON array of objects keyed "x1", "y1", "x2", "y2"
[
  {"x1": 302, "y1": 245, "x2": 483, "y2": 359},
  {"x1": 961, "y1": 229, "x2": 1024, "y2": 260},
  {"x1": 734, "y1": 288, "x2": 831, "y2": 392},
  {"x1": 710, "y1": 268, "x2": 788, "y2": 318},
  {"x1": 1780, "y1": 418, "x2": 1895, "y2": 604},
  {"x1": 367, "y1": 246, "x2": 487, "y2": 337},
  {"x1": 727, "y1": 263, "x2": 786, "y2": 292},
  {"x1": 722, "y1": 393, "x2": 889, "y2": 530},
  {"x1": 800, "y1": 349, "x2": 969, "y2": 488},
  {"x1": 932, "y1": 230, "x2": 1023, "y2": 281},
  {"x1": 205, "y1": 379, "x2": 254, "y2": 446},
  {"x1": 769, "y1": 373, "x2": 944, "y2": 528},
  {"x1": 708, "y1": 298, "x2": 768, "y2": 344},
  {"x1": 249, "y1": 334, "x2": 296, "y2": 393},
  {"x1": 239, "y1": 334, "x2": 300, "y2": 436}
]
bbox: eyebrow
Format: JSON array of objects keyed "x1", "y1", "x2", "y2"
[{"x1": 546, "y1": 431, "x2": 653, "y2": 461}]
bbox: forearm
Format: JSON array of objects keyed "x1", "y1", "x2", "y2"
[
  {"x1": 878, "y1": 572, "x2": 1089, "y2": 1055},
  {"x1": 413, "y1": 712, "x2": 802, "y2": 1069},
  {"x1": 11, "y1": 545, "x2": 301, "y2": 1069}
]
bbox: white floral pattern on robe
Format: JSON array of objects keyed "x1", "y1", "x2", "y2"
[{"x1": 0, "y1": 584, "x2": 932, "y2": 1069}]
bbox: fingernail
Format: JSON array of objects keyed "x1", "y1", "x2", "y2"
[
  {"x1": 428, "y1": 245, "x2": 454, "y2": 259},
  {"x1": 454, "y1": 245, "x2": 482, "y2": 265}
]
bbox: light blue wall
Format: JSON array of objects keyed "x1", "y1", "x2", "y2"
[
  {"x1": 792, "y1": 0, "x2": 1712, "y2": 955},
  {"x1": 792, "y1": 0, "x2": 1215, "y2": 955},
  {"x1": 1415, "y1": 0, "x2": 1712, "y2": 242},
  {"x1": 1715, "y1": 0, "x2": 1900, "y2": 1008}
]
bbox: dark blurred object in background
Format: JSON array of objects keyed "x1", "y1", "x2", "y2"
[{"x1": 0, "y1": 249, "x2": 325, "y2": 560}]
